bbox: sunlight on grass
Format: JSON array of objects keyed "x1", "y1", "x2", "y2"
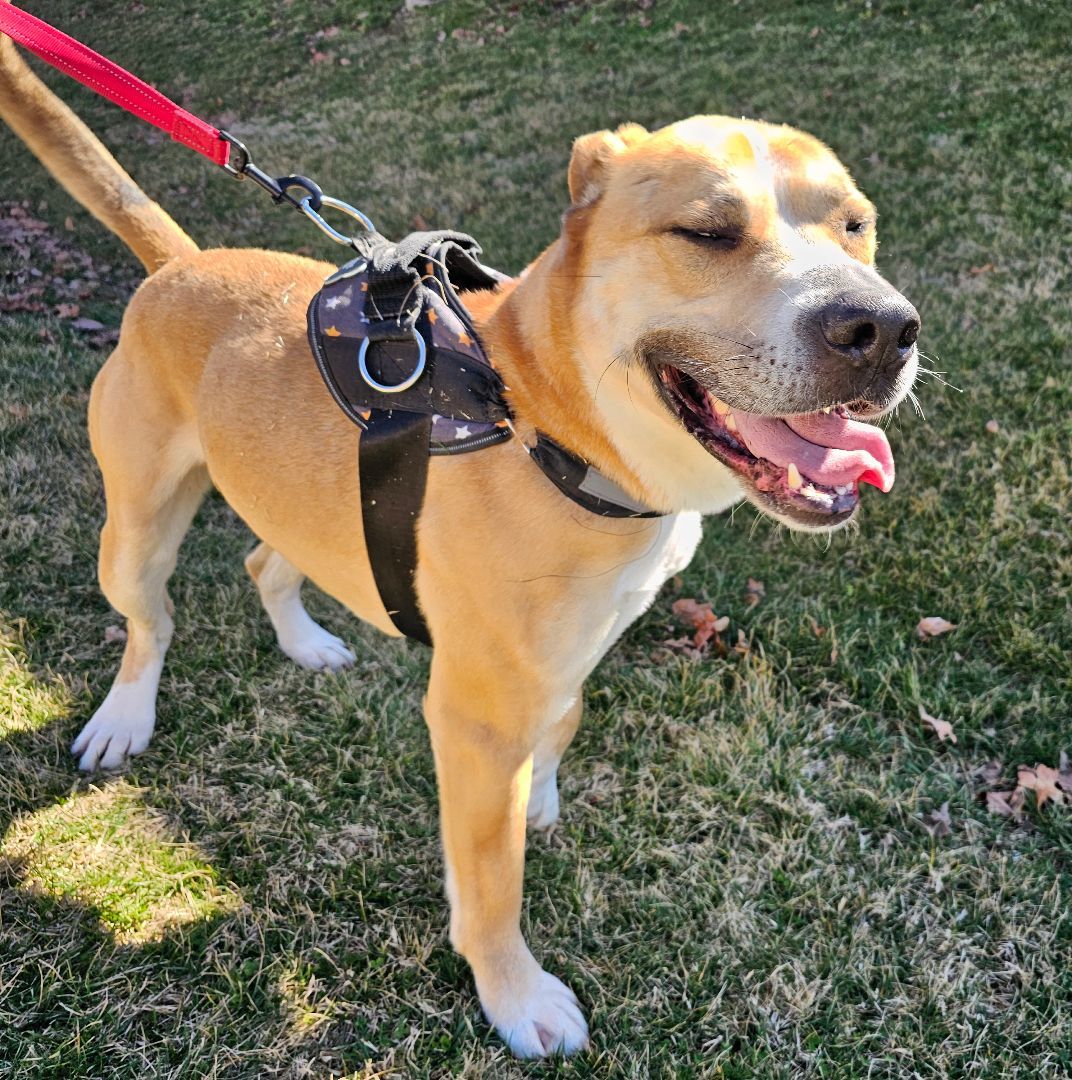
[
  {"x1": 0, "y1": 621, "x2": 73, "y2": 738},
  {"x1": 2, "y1": 781, "x2": 242, "y2": 943}
]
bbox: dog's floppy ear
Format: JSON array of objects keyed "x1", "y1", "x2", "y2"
[{"x1": 567, "y1": 123, "x2": 648, "y2": 206}]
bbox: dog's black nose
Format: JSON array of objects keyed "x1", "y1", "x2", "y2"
[{"x1": 818, "y1": 294, "x2": 920, "y2": 374}]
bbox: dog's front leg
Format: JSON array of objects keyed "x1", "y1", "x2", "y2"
[{"x1": 425, "y1": 660, "x2": 588, "y2": 1059}]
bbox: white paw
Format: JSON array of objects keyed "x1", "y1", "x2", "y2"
[
  {"x1": 482, "y1": 968, "x2": 589, "y2": 1059},
  {"x1": 71, "y1": 687, "x2": 155, "y2": 771},
  {"x1": 527, "y1": 769, "x2": 561, "y2": 830},
  {"x1": 279, "y1": 623, "x2": 355, "y2": 671}
]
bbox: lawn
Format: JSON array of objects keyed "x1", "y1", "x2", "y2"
[{"x1": 1, "y1": 1, "x2": 1070, "y2": 1076}]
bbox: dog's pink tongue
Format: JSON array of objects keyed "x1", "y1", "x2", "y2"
[{"x1": 731, "y1": 410, "x2": 895, "y2": 491}]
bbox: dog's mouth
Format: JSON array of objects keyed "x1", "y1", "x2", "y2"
[{"x1": 657, "y1": 365, "x2": 895, "y2": 527}]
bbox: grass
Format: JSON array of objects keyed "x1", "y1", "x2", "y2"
[{"x1": 1, "y1": 0, "x2": 1070, "y2": 1076}]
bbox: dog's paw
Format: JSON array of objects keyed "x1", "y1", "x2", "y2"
[
  {"x1": 482, "y1": 967, "x2": 589, "y2": 1059},
  {"x1": 279, "y1": 623, "x2": 356, "y2": 671},
  {"x1": 71, "y1": 689, "x2": 155, "y2": 771},
  {"x1": 527, "y1": 770, "x2": 560, "y2": 830}
]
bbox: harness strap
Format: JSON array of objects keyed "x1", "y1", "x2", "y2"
[
  {"x1": 359, "y1": 410, "x2": 433, "y2": 645},
  {"x1": 0, "y1": 3, "x2": 231, "y2": 166}
]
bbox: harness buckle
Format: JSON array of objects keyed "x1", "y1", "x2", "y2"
[{"x1": 358, "y1": 329, "x2": 427, "y2": 394}]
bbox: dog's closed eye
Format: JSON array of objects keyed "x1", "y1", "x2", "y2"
[{"x1": 670, "y1": 225, "x2": 742, "y2": 251}]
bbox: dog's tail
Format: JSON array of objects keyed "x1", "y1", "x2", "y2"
[{"x1": 0, "y1": 21, "x2": 198, "y2": 273}]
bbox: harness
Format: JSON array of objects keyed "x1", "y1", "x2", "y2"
[
  {"x1": 0, "y1": 2, "x2": 665, "y2": 646},
  {"x1": 306, "y1": 228, "x2": 663, "y2": 645}
]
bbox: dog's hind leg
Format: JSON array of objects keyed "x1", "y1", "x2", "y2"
[
  {"x1": 526, "y1": 697, "x2": 583, "y2": 830},
  {"x1": 72, "y1": 353, "x2": 209, "y2": 771},
  {"x1": 245, "y1": 543, "x2": 355, "y2": 671}
]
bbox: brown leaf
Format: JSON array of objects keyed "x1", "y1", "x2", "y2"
[
  {"x1": 807, "y1": 615, "x2": 827, "y2": 637},
  {"x1": 917, "y1": 616, "x2": 957, "y2": 639},
  {"x1": 103, "y1": 624, "x2": 127, "y2": 644},
  {"x1": 64, "y1": 215, "x2": 75, "y2": 232},
  {"x1": 919, "y1": 704, "x2": 956, "y2": 744},
  {"x1": 970, "y1": 262, "x2": 995, "y2": 274},
  {"x1": 671, "y1": 598, "x2": 729, "y2": 651},
  {"x1": 986, "y1": 789, "x2": 1025, "y2": 820},
  {"x1": 55, "y1": 302, "x2": 80, "y2": 318},
  {"x1": 1017, "y1": 764, "x2": 1066, "y2": 809}
]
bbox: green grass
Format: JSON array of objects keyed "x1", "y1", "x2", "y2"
[{"x1": 1, "y1": 1, "x2": 1070, "y2": 1076}]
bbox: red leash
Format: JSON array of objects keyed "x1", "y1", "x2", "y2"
[
  {"x1": 0, "y1": 2, "x2": 377, "y2": 241},
  {"x1": 0, "y1": 2, "x2": 230, "y2": 166}
]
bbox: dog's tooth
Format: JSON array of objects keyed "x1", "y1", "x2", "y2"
[
  {"x1": 787, "y1": 462, "x2": 803, "y2": 490},
  {"x1": 835, "y1": 483, "x2": 853, "y2": 495},
  {"x1": 801, "y1": 483, "x2": 817, "y2": 498},
  {"x1": 724, "y1": 412, "x2": 738, "y2": 431},
  {"x1": 822, "y1": 405, "x2": 832, "y2": 414}
]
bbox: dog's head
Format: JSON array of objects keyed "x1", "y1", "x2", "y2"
[{"x1": 560, "y1": 116, "x2": 919, "y2": 529}]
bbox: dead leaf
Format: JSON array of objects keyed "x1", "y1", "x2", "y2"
[
  {"x1": 919, "y1": 704, "x2": 956, "y2": 744},
  {"x1": 671, "y1": 598, "x2": 729, "y2": 652},
  {"x1": 64, "y1": 215, "x2": 75, "y2": 231},
  {"x1": 103, "y1": 624, "x2": 127, "y2": 644},
  {"x1": 925, "y1": 801, "x2": 952, "y2": 838},
  {"x1": 807, "y1": 616, "x2": 827, "y2": 637},
  {"x1": 970, "y1": 262, "x2": 995, "y2": 274},
  {"x1": 985, "y1": 419, "x2": 1000, "y2": 434},
  {"x1": 411, "y1": 213, "x2": 430, "y2": 231},
  {"x1": 55, "y1": 302, "x2": 80, "y2": 318},
  {"x1": 986, "y1": 789, "x2": 1024, "y2": 820},
  {"x1": 733, "y1": 628, "x2": 750, "y2": 655},
  {"x1": 917, "y1": 616, "x2": 957, "y2": 639},
  {"x1": 1017, "y1": 765, "x2": 1066, "y2": 809},
  {"x1": 71, "y1": 317, "x2": 105, "y2": 331}
]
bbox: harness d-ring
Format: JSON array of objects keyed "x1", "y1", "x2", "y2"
[{"x1": 358, "y1": 329, "x2": 427, "y2": 394}]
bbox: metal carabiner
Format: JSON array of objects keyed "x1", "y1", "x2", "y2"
[{"x1": 299, "y1": 195, "x2": 376, "y2": 245}]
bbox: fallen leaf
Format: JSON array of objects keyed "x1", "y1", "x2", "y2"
[
  {"x1": 744, "y1": 577, "x2": 765, "y2": 606},
  {"x1": 917, "y1": 616, "x2": 957, "y2": 639},
  {"x1": 970, "y1": 262, "x2": 995, "y2": 274},
  {"x1": 985, "y1": 419, "x2": 1000, "y2": 434},
  {"x1": 103, "y1": 624, "x2": 127, "y2": 644},
  {"x1": 55, "y1": 302, "x2": 80, "y2": 318},
  {"x1": 64, "y1": 215, "x2": 75, "y2": 231},
  {"x1": 1017, "y1": 764, "x2": 1066, "y2": 809},
  {"x1": 807, "y1": 616, "x2": 827, "y2": 637},
  {"x1": 411, "y1": 213, "x2": 429, "y2": 231},
  {"x1": 986, "y1": 788, "x2": 1025, "y2": 820},
  {"x1": 71, "y1": 317, "x2": 105, "y2": 331},
  {"x1": 919, "y1": 704, "x2": 956, "y2": 744},
  {"x1": 671, "y1": 597, "x2": 729, "y2": 651},
  {"x1": 925, "y1": 801, "x2": 952, "y2": 838}
]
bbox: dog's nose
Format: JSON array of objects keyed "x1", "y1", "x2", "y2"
[{"x1": 818, "y1": 294, "x2": 920, "y2": 374}]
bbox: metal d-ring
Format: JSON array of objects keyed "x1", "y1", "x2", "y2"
[
  {"x1": 358, "y1": 329, "x2": 426, "y2": 393},
  {"x1": 300, "y1": 194, "x2": 376, "y2": 245}
]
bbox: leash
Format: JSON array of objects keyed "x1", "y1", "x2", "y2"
[
  {"x1": 2, "y1": 3, "x2": 665, "y2": 646},
  {"x1": 0, "y1": 2, "x2": 373, "y2": 248}
]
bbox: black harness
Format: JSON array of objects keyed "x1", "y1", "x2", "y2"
[{"x1": 307, "y1": 228, "x2": 662, "y2": 645}]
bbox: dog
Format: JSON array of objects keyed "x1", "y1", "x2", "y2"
[{"x1": 0, "y1": 28, "x2": 919, "y2": 1058}]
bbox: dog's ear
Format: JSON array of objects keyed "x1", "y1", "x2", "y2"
[{"x1": 567, "y1": 123, "x2": 647, "y2": 207}]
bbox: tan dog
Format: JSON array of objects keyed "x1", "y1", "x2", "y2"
[{"x1": 1, "y1": 33, "x2": 919, "y2": 1058}]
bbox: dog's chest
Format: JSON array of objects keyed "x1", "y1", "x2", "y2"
[{"x1": 570, "y1": 511, "x2": 703, "y2": 680}]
